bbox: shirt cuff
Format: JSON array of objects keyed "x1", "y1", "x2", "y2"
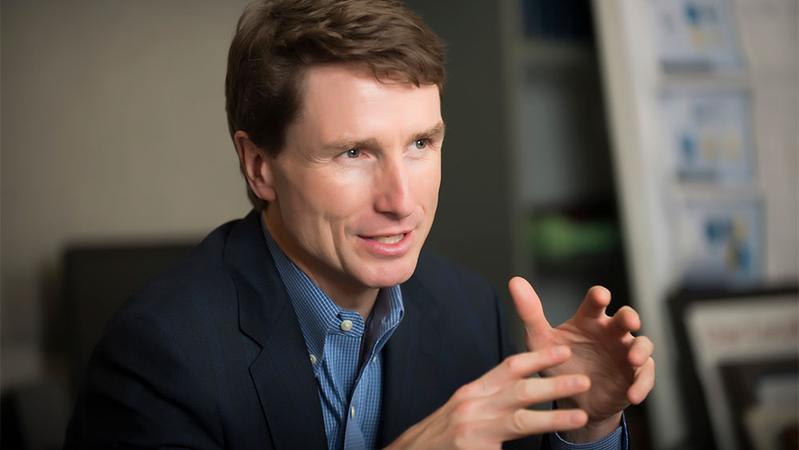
[{"x1": 547, "y1": 414, "x2": 628, "y2": 450}]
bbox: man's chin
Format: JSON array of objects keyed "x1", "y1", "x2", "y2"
[{"x1": 360, "y1": 260, "x2": 418, "y2": 288}]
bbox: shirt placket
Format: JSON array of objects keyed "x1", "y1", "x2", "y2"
[{"x1": 335, "y1": 311, "x2": 367, "y2": 449}]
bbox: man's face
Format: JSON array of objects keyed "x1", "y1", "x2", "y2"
[{"x1": 264, "y1": 64, "x2": 443, "y2": 299}]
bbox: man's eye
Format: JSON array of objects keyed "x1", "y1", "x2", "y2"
[
  {"x1": 345, "y1": 148, "x2": 361, "y2": 158},
  {"x1": 414, "y1": 139, "x2": 428, "y2": 149}
]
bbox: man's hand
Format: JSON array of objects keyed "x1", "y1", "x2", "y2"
[
  {"x1": 385, "y1": 347, "x2": 592, "y2": 450},
  {"x1": 509, "y1": 277, "x2": 655, "y2": 443}
]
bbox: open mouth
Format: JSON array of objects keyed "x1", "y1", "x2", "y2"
[
  {"x1": 370, "y1": 234, "x2": 405, "y2": 244},
  {"x1": 358, "y1": 231, "x2": 414, "y2": 256}
]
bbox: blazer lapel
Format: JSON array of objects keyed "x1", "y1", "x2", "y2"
[
  {"x1": 225, "y1": 211, "x2": 328, "y2": 450},
  {"x1": 380, "y1": 274, "x2": 444, "y2": 446}
]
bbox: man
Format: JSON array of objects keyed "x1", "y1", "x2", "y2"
[{"x1": 65, "y1": 1, "x2": 655, "y2": 449}]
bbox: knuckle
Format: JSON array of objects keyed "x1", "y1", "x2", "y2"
[
  {"x1": 510, "y1": 409, "x2": 529, "y2": 434},
  {"x1": 452, "y1": 400, "x2": 478, "y2": 422},
  {"x1": 454, "y1": 382, "x2": 476, "y2": 399},
  {"x1": 513, "y1": 380, "x2": 530, "y2": 402},
  {"x1": 518, "y1": 379, "x2": 540, "y2": 402},
  {"x1": 556, "y1": 375, "x2": 588, "y2": 395},
  {"x1": 504, "y1": 353, "x2": 534, "y2": 376},
  {"x1": 503, "y1": 354, "x2": 522, "y2": 373}
]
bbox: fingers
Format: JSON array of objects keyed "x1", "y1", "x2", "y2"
[
  {"x1": 627, "y1": 335, "x2": 654, "y2": 366},
  {"x1": 500, "y1": 408, "x2": 588, "y2": 440},
  {"x1": 508, "y1": 277, "x2": 551, "y2": 337},
  {"x1": 627, "y1": 357, "x2": 655, "y2": 404},
  {"x1": 472, "y1": 347, "x2": 571, "y2": 395},
  {"x1": 575, "y1": 285, "x2": 611, "y2": 320},
  {"x1": 609, "y1": 306, "x2": 641, "y2": 335},
  {"x1": 487, "y1": 373, "x2": 590, "y2": 411}
]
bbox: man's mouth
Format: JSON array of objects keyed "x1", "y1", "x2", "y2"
[
  {"x1": 358, "y1": 230, "x2": 414, "y2": 257},
  {"x1": 371, "y1": 234, "x2": 405, "y2": 244}
]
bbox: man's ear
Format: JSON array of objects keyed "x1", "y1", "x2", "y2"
[{"x1": 233, "y1": 130, "x2": 276, "y2": 202}]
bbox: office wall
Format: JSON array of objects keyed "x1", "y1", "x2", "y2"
[
  {"x1": 1, "y1": 0, "x2": 252, "y2": 385},
  {"x1": 403, "y1": 0, "x2": 515, "y2": 294},
  {"x1": 2, "y1": 0, "x2": 517, "y2": 388}
]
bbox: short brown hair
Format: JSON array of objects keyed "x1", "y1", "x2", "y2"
[{"x1": 225, "y1": 0, "x2": 446, "y2": 209}]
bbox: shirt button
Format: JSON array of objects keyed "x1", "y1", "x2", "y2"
[
  {"x1": 309, "y1": 354, "x2": 317, "y2": 365},
  {"x1": 350, "y1": 406, "x2": 356, "y2": 418},
  {"x1": 340, "y1": 320, "x2": 353, "y2": 332}
]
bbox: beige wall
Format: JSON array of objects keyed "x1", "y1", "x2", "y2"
[
  {"x1": 735, "y1": 0, "x2": 799, "y2": 282},
  {"x1": 2, "y1": 0, "x2": 252, "y2": 385}
]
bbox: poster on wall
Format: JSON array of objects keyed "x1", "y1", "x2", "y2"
[
  {"x1": 660, "y1": 87, "x2": 755, "y2": 184},
  {"x1": 652, "y1": 0, "x2": 743, "y2": 71},
  {"x1": 677, "y1": 194, "x2": 762, "y2": 287}
]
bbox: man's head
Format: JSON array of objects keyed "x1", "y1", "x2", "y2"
[
  {"x1": 226, "y1": 0, "x2": 446, "y2": 301},
  {"x1": 225, "y1": 0, "x2": 445, "y2": 209}
]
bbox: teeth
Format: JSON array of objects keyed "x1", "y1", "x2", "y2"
[{"x1": 373, "y1": 234, "x2": 403, "y2": 244}]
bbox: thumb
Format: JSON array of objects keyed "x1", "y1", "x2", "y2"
[{"x1": 508, "y1": 276, "x2": 551, "y2": 341}]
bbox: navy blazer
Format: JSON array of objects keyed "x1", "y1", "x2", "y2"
[{"x1": 65, "y1": 211, "x2": 541, "y2": 449}]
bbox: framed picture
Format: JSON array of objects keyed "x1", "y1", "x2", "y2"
[
  {"x1": 675, "y1": 193, "x2": 763, "y2": 287},
  {"x1": 652, "y1": 0, "x2": 743, "y2": 71},
  {"x1": 669, "y1": 286, "x2": 799, "y2": 450},
  {"x1": 660, "y1": 87, "x2": 755, "y2": 184}
]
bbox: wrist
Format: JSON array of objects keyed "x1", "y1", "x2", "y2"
[{"x1": 559, "y1": 411, "x2": 622, "y2": 443}]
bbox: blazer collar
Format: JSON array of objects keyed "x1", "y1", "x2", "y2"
[
  {"x1": 224, "y1": 210, "x2": 328, "y2": 450},
  {"x1": 380, "y1": 269, "x2": 444, "y2": 446}
]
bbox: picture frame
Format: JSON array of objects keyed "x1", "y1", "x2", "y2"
[
  {"x1": 675, "y1": 192, "x2": 763, "y2": 287},
  {"x1": 659, "y1": 87, "x2": 756, "y2": 184},
  {"x1": 652, "y1": 0, "x2": 743, "y2": 71},
  {"x1": 668, "y1": 286, "x2": 799, "y2": 450}
]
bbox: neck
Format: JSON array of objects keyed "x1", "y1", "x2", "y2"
[{"x1": 263, "y1": 208, "x2": 379, "y2": 320}]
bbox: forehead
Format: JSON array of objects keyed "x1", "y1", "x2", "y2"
[{"x1": 294, "y1": 64, "x2": 441, "y2": 141}]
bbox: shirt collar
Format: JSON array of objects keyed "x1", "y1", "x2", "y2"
[{"x1": 260, "y1": 214, "x2": 404, "y2": 363}]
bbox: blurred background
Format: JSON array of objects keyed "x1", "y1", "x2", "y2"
[{"x1": 1, "y1": 0, "x2": 797, "y2": 449}]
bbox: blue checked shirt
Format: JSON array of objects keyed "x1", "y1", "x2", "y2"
[
  {"x1": 263, "y1": 223, "x2": 625, "y2": 450},
  {"x1": 265, "y1": 229, "x2": 404, "y2": 450}
]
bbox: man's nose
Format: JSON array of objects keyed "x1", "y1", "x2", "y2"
[{"x1": 374, "y1": 157, "x2": 414, "y2": 218}]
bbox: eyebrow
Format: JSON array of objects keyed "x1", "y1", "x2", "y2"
[
  {"x1": 323, "y1": 121, "x2": 446, "y2": 151},
  {"x1": 413, "y1": 122, "x2": 446, "y2": 142}
]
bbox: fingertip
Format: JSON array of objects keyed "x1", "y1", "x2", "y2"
[
  {"x1": 508, "y1": 277, "x2": 537, "y2": 304},
  {"x1": 624, "y1": 308, "x2": 641, "y2": 331},
  {"x1": 508, "y1": 276, "x2": 527, "y2": 290},
  {"x1": 628, "y1": 337, "x2": 654, "y2": 365},
  {"x1": 612, "y1": 307, "x2": 641, "y2": 334},
  {"x1": 575, "y1": 374, "x2": 591, "y2": 392},
  {"x1": 589, "y1": 285, "x2": 611, "y2": 304},
  {"x1": 569, "y1": 409, "x2": 588, "y2": 427},
  {"x1": 627, "y1": 386, "x2": 642, "y2": 405},
  {"x1": 628, "y1": 347, "x2": 645, "y2": 366},
  {"x1": 628, "y1": 360, "x2": 656, "y2": 404}
]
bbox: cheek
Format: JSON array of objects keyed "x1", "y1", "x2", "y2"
[
  {"x1": 411, "y1": 159, "x2": 441, "y2": 208},
  {"x1": 284, "y1": 168, "x2": 374, "y2": 222}
]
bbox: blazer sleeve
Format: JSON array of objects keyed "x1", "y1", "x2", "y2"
[{"x1": 64, "y1": 312, "x2": 223, "y2": 450}]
